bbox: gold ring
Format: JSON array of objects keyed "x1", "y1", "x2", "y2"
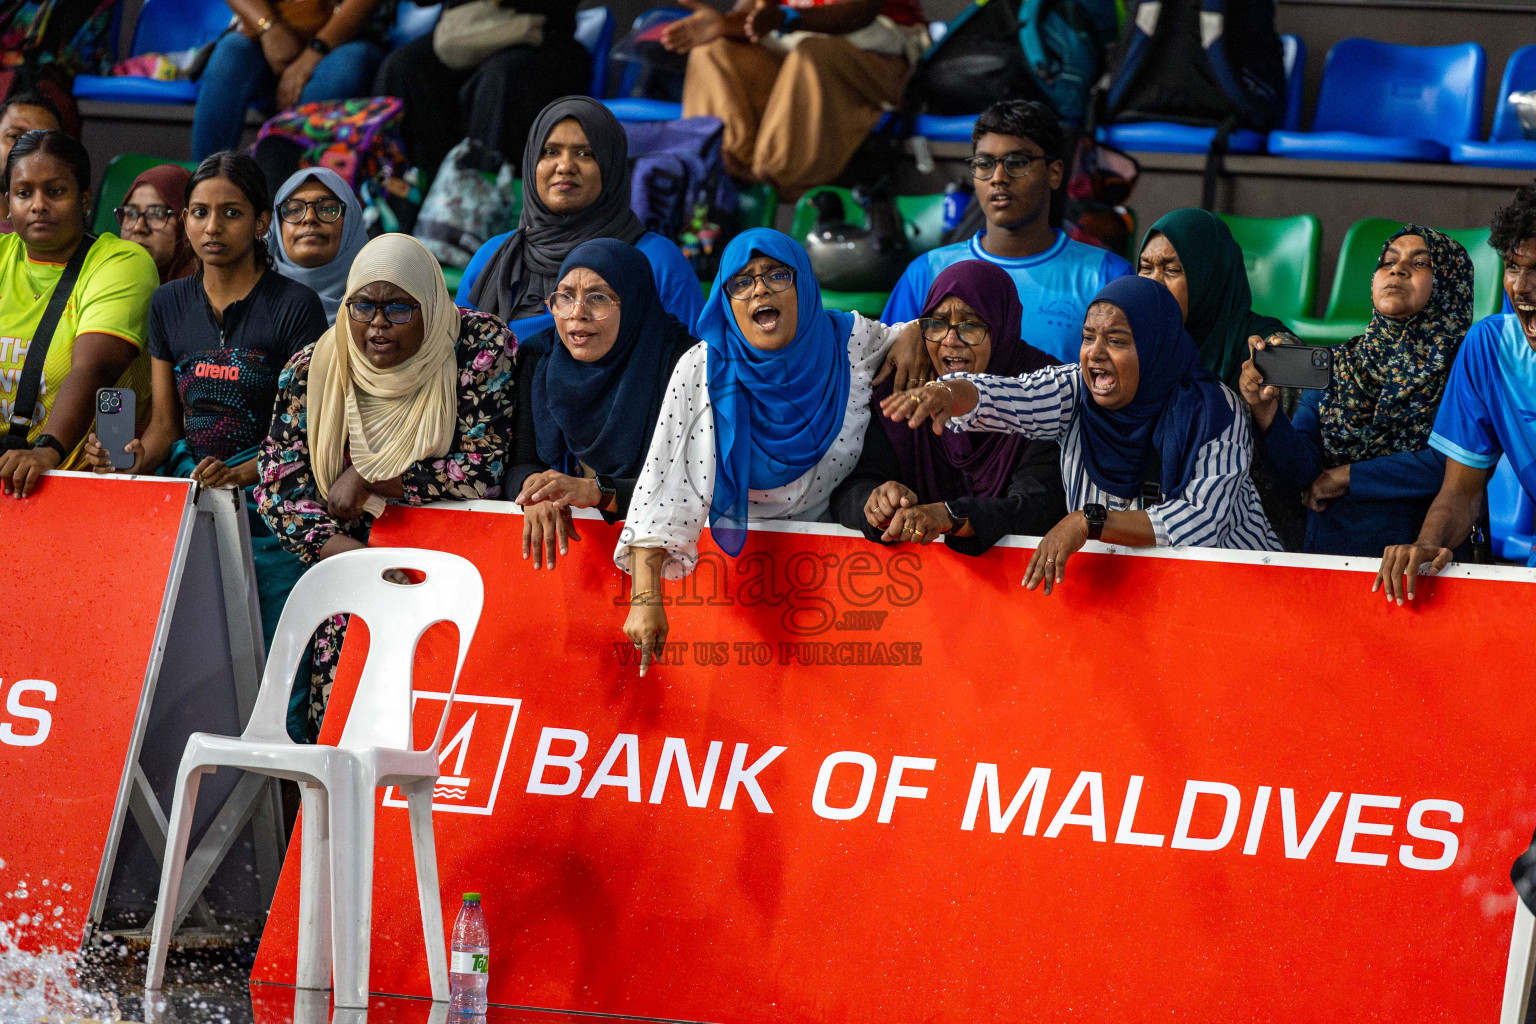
[{"x1": 914, "y1": 529, "x2": 924, "y2": 539}]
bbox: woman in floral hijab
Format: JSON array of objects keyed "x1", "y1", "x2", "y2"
[{"x1": 1238, "y1": 224, "x2": 1475, "y2": 555}]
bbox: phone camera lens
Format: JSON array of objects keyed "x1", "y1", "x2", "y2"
[{"x1": 1312, "y1": 351, "x2": 1325, "y2": 368}]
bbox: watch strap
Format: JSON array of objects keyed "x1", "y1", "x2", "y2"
[
  {"x1": 1082, "y1": 503, "x2": 1107, "y2": 541},
  {"x1": 308, "y1": 36, "x2": 332, "y2": 54},
  {"x1": 942, "y1": 500, "x2": 968, "y2": 532},
  {"x1": 32, "y1": 434, "x2": 66, "y2": 460}
]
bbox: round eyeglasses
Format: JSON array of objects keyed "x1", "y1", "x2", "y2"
[
  {"x1": 114, "y1": 204, "x2": 174, "y2": 229},
  {"x1": 346, "y1": 300, "x2": 420, "y2": 325},
  {"x1": 278, "y1": 198, "x2": 345, "y2": 224},
  {"x1": 918, "y1": 317, "x2": 990, "y2": 347},
  {"x1": 547, "y1": 290, "x2": 617, "y2": 320}
]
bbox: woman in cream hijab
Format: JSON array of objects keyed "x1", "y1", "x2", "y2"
[{"x1": 256, "y1": 232, "x2": 516, "y2": 737}]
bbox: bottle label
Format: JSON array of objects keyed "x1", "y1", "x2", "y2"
[{"x1": 451, "y1": 951, "x2": 488, "y2": 975}]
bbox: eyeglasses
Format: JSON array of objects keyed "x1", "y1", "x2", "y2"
[
  {"x1": 547, "y1": 290, "x2": 617, "y2": 320},
  {"x1": 114, "y1": 204, "x2": 174, "y2": 229},
  {"x1": 278, "y1": 198, "x2": 345, "y2": 224},
  {"x1": 725, "y1": 267, "x2": 795, "y2": 300},
  {"x1": 967, "y1": 153, "x2": 1051, "y2": 179},
  {"x1": 346, "y1": 300, "x2": 420, "y2": 325},
  {"x1": 918, "y1": 317, "x2": 990, "y2": 346}
]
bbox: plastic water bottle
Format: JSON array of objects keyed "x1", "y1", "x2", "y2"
[
  {"x1": 448, "y1": 892, "x2": 489, "y2": 1015},
  {"x1": 942, "y1": 182, "x2": 971, "y2": 233}
]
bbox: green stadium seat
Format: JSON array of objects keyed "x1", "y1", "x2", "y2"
[
  {"x1": 1219, "y1": 213, "x2": 1320, "y2": 326},
  {"x1": 92, "y1": 154, "x2": 196, "y2": 237},
  {"x1": 1289, "y1": 217, "x2": 1400, "y2": 345},
  {"x1": 738, "y1": 182, "x2": 778, "y2": 231},
  {"x1": 1439, "y1": 226, "x2": 1504, "y2": 322}
]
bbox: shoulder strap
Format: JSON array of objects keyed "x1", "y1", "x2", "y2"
[
  {"x1": 3, "y1": 234, "x2": 96, "y2": 449},
  {"x1": 1141, "y1": 445, "x2": 1164, "y2": 506}
]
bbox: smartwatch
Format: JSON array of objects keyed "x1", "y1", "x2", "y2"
[
  {"x1": 597, "y1": 475, "x2": 617, "y2": 512},
  {"x1": 31, "y1": 434, "x2": 66, "y2": 460},
  {"x1": 777, "y1": 4, "x2": 803, "y2": 31},
  {"x1": 308, "y1": 36, "x2": 333, "y2": 55},
  {"x1": 942, "y1": 500, "x2": 968, "y2": 534},
  {"x1": 1082, "y1": 503, "x2": 1107, "y2": 541}
]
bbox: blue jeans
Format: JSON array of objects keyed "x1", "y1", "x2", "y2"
[{"x1": 192, "y1": 32, "x2": 384, "y2": 159}]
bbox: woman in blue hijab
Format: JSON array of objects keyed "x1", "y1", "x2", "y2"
[
  {"x1": 615, "y1": 228, "x2": 922, "y2": 670},
  {"x1": 884, "y1": 275, "x2": 1280, "y2": 594},
  {"x1": 268, "y1": 166, "x2": 369, "y2": 321},
  {"x1": 509, "y1": 238, "x2": 698, "y2": 569}
]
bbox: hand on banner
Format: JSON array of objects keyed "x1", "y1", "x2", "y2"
[
  {"x1": 83, "y1": 432, "x2": 145, "y2": 475},
  {"x1": 516, "y1": 470, "x2": 602, "y2": 510},
  {"x1": 624, "y1": 595, "x2": 668, "y2": 677},
  {"x1": 1374, "y1": 542, "x2": 1453, "y2": 605},
  {"x1": 882, "y1": 502, "x2": 950, "y2": 545},
  {"x1": 873, "y1": 320, "x2": 929, "y2": 394},
  {"x1": 864, "y1": 480, "x2": 916, "y2": 531},
  {"x1": 523, "y1": 502, "x2": 580, "y2": 570},
  {"x1": 660, "y1": 0, "x2": 726, "y2": 53},
  {"x1": 1023, "y1": 512, "x2": 1089, "y2": 596},
  {"x1": 0, "y1": 445, "x2": 61, "y2": 498}
]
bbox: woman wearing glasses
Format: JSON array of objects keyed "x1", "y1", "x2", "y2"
[
  {"x1": 85, "y1": 152, "x2": 328, "y2": 655},
  {"x1": 268, "y1": 166, "x2": 369, "y2": 320},
  {"x1": 507, "y1": 238, "x2": 699, "y2": 571},
  {"x1": 616, "y1": 228, "x2": 919, "y2": 672},
  {"x1": 831, "y1": 260, "x2": 1066, "y2": 555},
  {"x1": 255, "y1": 232, "x2": 515, "y2": 734},
  {"x1": 115, "y1": 164, "x2": 197, "y2": 285}
]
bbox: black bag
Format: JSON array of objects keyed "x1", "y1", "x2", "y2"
[
  {"x1": 0, "y1": 234, "x2": 94, "y2": 451},
  {"x1": 803, "y1": 188, "x2": 909, "y2": 293}
]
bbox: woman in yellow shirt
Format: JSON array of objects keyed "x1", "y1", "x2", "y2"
[{"x1": 0, "y1": 130, "x2": 157, "y2": 496}]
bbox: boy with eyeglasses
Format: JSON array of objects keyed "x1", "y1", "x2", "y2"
[{"x1": 881, "y1": 99, "x2": 1131, "y2": 364}]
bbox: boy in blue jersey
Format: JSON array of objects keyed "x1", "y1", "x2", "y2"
[
  {"x1": 1377, "y1": 183, "x2": 1536, "y2": 600},
  {"x1": 881, "y1": 99, "x2": 1131, "y2": 363}
]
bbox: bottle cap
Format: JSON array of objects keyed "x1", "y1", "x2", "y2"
[{"x1": 463, "y1": 892, "x2": 481, "y2": 902}]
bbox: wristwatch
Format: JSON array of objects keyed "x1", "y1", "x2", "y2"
[
  {"x1": 942, "y1": 500, "x2": 968, "y2": 534},
  {"x1": 597, "y1": 475, "x2": 617, "y2": 513},
  {"x1": 31, "y1": 434, "x2": 66, "y2": 460},
  {"x1": 308, "y1": 36, "x2": 333, "y2": 55},
  {"x1": 1082, "y1": 503, "x2": 1107, "y2": 541}
]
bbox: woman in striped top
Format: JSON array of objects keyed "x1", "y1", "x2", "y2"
[{"x1": 884, "y1": 275, "x2": 1279, "y2": 593}]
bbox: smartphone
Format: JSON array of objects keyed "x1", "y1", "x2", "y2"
[
  {"x1": 1253, "y1": 344, "x2": 1334, "y2": 391},
  {"x1": 95, "y1": 388, "x2": 137, "y2": 470}
]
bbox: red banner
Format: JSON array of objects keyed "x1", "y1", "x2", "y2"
[
  {"x1": 0, "y1": 472, "x2": 191, "y2": 953},
  {"x1": 253, "y1": 504, "x2": 1536, "y2": 1022}
]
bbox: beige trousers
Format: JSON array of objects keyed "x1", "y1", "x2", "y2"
[{"x1": 682, "y1": 36, "x2": 910, "y2": 198}]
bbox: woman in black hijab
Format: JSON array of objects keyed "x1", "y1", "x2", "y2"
[
  {"x1": 510, "y1": 237, "x2": 698, "y2": 570},
  {"x1": 466, "y1": 96, "x2": 703, "y2": 337}
]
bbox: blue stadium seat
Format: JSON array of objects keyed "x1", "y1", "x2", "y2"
[
  {"x1": 576, "y1": 6, "x2": 616, "y2": 98},
  {"x1": 1451, "y1": 45, "x2": 1536, "y2": 168},
  {"x1": 388, "y1": 2, "x2": 441, "y2": 48},
  {"x1": 1489, "y1": 455, "x2": 1535, "y2": 564},
  {"x1": 604, "y1": 97, "x2": 683, "y2": 122},
  {"x1": 911, "y1": 114, "x2": 975, "y2": 143},
  {"x1": 73, "y1": 0, "x2": 232, "y2": 103},
  {"x1": 1267, "y1": 39, "x2": 1485, "y2": 163},
  {"x1": 1099, "y1": 35, "x2": 1305, "y2": 155}
]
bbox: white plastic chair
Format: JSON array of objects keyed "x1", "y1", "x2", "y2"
[
  {"x1": 144, "y1": 547, "x2": 485, "y2": 1009},
  {"x1": 1503, "y1": 897, "x2": 1536, "y2": 1023}
]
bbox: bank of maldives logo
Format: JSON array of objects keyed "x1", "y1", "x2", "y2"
[{"x1": 381, "y1": 691, "x2": 520, "y2": 815}]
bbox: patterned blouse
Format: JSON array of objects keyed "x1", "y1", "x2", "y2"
[{"x1": 256, "y1": 309, "x2": 517, "y2": 562}]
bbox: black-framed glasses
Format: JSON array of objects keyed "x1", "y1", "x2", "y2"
[
  {"x1": 725, "y1": 267, "x2": 795, "y2": 300},
  {"x1": 346, "y1": 300, "x2": 420, "y2": 325},
  {"x1": 547, "y1": 290, "x2": 617, "y2": 320},
  {"x1": 278, "y1": 197, "x2": 345, "y2": 224},
  {"x1": 918, "y1": 317, "x2": 990, "y2": 346},
  {"x1": 967, "y1": 153, "x2": 1051, "y2": 179},
  {"x1": 114, "y1": 204, "x2": 174, "y2": 229}
]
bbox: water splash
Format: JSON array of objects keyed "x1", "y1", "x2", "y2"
[{"x1": 0, "y1": 919, "x2": 121, "y2": 1024}]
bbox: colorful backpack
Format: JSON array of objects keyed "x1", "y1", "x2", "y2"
[
  {"x1": 255, "y1": 96, "x2": 411, "y2": 192},
  {"x1": 623, "y1": 116, "x2": 738, "y2": 278}
]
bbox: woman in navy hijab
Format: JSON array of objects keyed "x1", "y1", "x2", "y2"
[{"x1": 884, "y1": 275, "x2": 1280, "y2": 593}]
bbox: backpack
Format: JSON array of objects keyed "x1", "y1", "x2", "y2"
[
  {"x1": 255, "y1": 96, "x2": 410, "y2": 193},
  {"x1": 1102, "y1": 0, "x2": 1285, "y2": 133},
  {"x1": 622, "y1": 116, "x2": 738, "y2": 279},
  {"x1": 413, "y1": 138, "x2": 517, "y2": 269},
  {"x1": 1061, "y1": 133, "x2": 1138, "y2": 257},
  {"x1": 902, "y1": 0, "x2": 1120, "y2": 125}
]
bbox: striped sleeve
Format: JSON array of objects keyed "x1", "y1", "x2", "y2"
[
  {"x1": 943, "y1": 364, "x2": 1078, "y2": 442},
  {"x1": 1144, "y1": 399, "x2": 1259, "y2": 548}
]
